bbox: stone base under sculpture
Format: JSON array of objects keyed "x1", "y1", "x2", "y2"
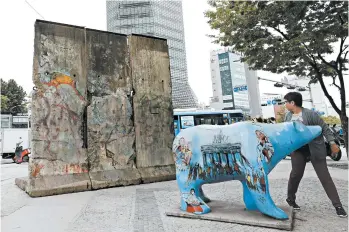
[
  {"x1": 15, "y1": 165, "x2": 175, "y2": 197},
  {"x1": 166, "y1": 200, "x2": 294, "y2": 231}
]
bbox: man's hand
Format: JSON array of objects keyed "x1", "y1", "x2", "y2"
[{"x1": 331, "y1": 143, "x2": 340, "y2": 157}]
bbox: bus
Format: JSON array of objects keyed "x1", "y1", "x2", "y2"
[{"x1": 173, "y1": 109, "x2": 245, "y2": 136}]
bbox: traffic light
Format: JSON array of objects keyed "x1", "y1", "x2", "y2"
[{"x1": 274, "y1": 83, "x2": 283, "y2": 87}]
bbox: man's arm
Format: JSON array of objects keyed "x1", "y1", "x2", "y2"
[{"x1": 312, "y1": 112, "x2": 335, "y2": 143}]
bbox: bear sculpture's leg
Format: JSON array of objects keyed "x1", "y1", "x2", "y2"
[
  {"x1": 179, "y1": 184, "x2": 211, "y2": 215},
  {"x1": 242, "y1": 181, "x2": 258, "y2": 211},
  {"x1": 198, "y1": 185, "x2": 211, "y2": 203},
  {"x1": 243, "y1": 171, "x2": 288, "y2": 219}
]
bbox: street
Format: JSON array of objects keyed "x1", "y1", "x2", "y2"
[{"x1": 1, "y1": 152, "x2": 348, "y2": 232}]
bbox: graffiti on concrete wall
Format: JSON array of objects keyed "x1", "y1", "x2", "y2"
[
  {"x1": 32, "y1": 30, "x2": 88, "y2": 177},
  {"x1": 19, "y1": 20, "x2": 174, "y2": 197}
]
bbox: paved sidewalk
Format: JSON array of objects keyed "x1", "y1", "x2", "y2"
[{"x1": 1, "y1": 155, "x2": 348, "y2": 232}]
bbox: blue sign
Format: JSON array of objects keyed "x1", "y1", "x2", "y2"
[
  {"x1": 267, "y1": 100, "x2": 271, "y2": 105},
  {"x1": 233, "y1": 85, "x2": 248, "y2": 92},
  {"x1": 272, "y1": 100, "x2": 276, "y2": 105},
  {"x1": 180, "y1": 116, "x2": 195, "y2": 129}
]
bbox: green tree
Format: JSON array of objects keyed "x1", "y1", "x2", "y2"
[
  {"x1": 321, "y1": 116, "x2": 341, "y2": 125},
  {"x1": 1, "y1": 95, "x2": 9, "y2": 110},
  {"x1": 275, "y1": 105, "x2": 286, "y2": 123},
  {"x1": 205, "y1": 0, "x2": 348, "y2": 152},
  {"x1": 1, "y1": 79, "x2": 27, "y2": 113}
]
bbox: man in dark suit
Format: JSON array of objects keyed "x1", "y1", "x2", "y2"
[{"x1": 283, "y1": 92, "x2": 347, "y2": 218}]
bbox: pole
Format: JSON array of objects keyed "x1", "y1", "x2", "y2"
[
  {"x1": 24, "y1": 0, "x2": 45, "y2": 19},
  {"x1": 257, "y1": 77, "x2": 310, "y2": 89},
  {"x1": 257, "y1": 76, "x2": 314, "y2": 106},
  {"x1": 308, "y1": 83, "x2": 314, "y2": 109}
]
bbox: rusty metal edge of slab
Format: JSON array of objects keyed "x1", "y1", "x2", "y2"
[{"x1": 165, "y1": 205, "x2": 294, "y2": 231}]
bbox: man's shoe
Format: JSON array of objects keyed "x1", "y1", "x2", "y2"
[
  {"x1": 286, "y1": 198, "x2": 300, "y2": 210},
  {"x1": 335, "y1": 206, "x2": 348, "y2": 218}
]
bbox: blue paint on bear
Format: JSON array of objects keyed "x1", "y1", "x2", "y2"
[{"x1": 172, "y1": 121, "x2": 321, "y2": 219}]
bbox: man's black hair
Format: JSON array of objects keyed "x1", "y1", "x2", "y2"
[{"x1": 284, "y1": 92, "x2": 303, "y2": 107}]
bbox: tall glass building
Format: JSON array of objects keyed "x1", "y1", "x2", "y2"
[{"x1": 106, "y1": 0, "x2": 198, "y2": 108}]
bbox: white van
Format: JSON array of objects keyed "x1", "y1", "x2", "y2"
[{"x1": 0, "y1": 114, "x2": 30, "y2": 158}]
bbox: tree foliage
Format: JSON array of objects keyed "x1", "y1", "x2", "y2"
[
  {"x1": 205, "y1": 1, "x2": 347, "y2": 110},
  {"x1": 205, "y1": 0, "x2": 348, "y2": 152},
  {"x1": 321, "y1": 115, "x2": 341, "y2": 125},
  {"x1": 1, "y1": 79, "x2": 27, "y2": 114},
  {"x1": 275, "y1": 105, "x2": 286, "y2": 123},
  {"x1": 1, "y1": 95, "x2": 9, "y2": 110}
]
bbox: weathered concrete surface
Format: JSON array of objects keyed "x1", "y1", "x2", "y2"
[
  {"x1": 24, "y1": 20, "x2": 90, "y2": 196},
  {"x1": 15, "y1": 21, "x2": 175, "y2": 197},
  {"x1": 15, "y1": 177, "x2": 27, "y2": 191},
  {"x1": 86, "y1": 29, "x2": 140, "y2": 189},
  {"x1": 128, "y1": 35, "x2": 175, "y2": 171},
  {"x1": 166, "y1": 201, "x2": 294, "y2": 231},
  {"x1": 87, "y1": 93, "x2": 140, "y2": 189},
  {"x1": 86, "y1": 29, "x2": 130, "y2": 95},
  {"x1": 138, "y1": 164, "x2": 176, "y2": 183},
  {"x1": 16, "y1": 174, "x2": 91, "y2": 197}
]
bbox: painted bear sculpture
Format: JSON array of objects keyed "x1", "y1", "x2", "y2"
[{"x1": 173, "y1": 121, "x2": 321, "y2": 219}]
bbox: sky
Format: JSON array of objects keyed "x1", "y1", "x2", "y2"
[{"x1": 0, "y1": 0, "x2": 347, "y2": 108}]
